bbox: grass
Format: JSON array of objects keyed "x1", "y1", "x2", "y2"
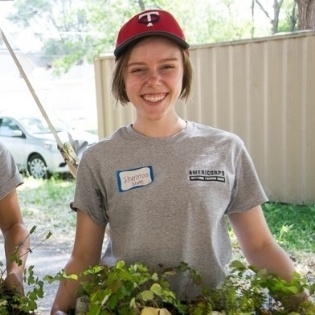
[
  {"x1": 262, "y1": 202, "x2": 315, "y2": 252},
  {"x1": 17, "y1": 176, "x2": 77, "y2": 241},
  {"x1": 17, "y1": 177, "x2": 315, "y2": 253}
]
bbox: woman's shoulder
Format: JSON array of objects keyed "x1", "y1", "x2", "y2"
[
  {"x1": 187, "y1": 121, "x2": 243, "y2": 143},
  {"x1": 81, "y1": 126, "x2": 129, "y2": 156}
]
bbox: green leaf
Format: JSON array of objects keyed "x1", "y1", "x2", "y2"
[
  {"x1": 30, "y1": 226, "x2": 37, "y2": 234},
  {"x1": 149, "y1": 283, "x2": 162, "y2": 295},
  {"x1": 139, "y1": 290, "x2": 154, "y2": 301},
  {"x1": 45, "y1": 231, "x2": 53, "y2": 239}
]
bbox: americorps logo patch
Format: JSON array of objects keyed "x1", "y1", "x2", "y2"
[
  {"x1": 188, "y1": 169, "x2": 225, "y2": 182},
  {"x1": 117, "y1": 166, "x2": 154, "y2": 192}
]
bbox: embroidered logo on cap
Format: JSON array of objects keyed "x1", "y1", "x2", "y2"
[
  {"x1": 114, "y1": 9, "x2": 189, "y2": 58},
  {"x1": 138, "y1": 11, "x2": 159, "y2": 27}
]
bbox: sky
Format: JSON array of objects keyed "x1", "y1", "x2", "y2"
[{"x1": 0, "y1": 1, "x2": 42, "y2": 52}]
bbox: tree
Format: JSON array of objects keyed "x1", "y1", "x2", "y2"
[
  {"x1": 255, "y1": 0, "x2": 286, "y2": 33},
  {"x1": 252, "y1": 0, "x2": 300, "y2": 33},
  {"x1": 295, "y1": 0, "x2": 315, "y2": 29},
  {"x1": 5, "y1": 0, "x2": 288, "y2": 74},
  {"x1": 7, "y1": 0, "x2": 163, "y2": 73}
]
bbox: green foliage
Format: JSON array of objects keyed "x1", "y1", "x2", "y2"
[
  {"x1": 19, "y1": 265, "x2": 45, "y2": 313},
  {"x1": 0, "y1": 226, "x2": 51, "y2": 314},
  {"x1": 262, "y1": 203, "x2": 315, "y2": 252},
  {"x1": 186, "y1": 260, "x2": 315, "y2": 314},
  {"x1": 18, "y1": 177, "x2": 76, "y2": 239},
  {"x1": 7, "y1": 0, "x2": 293, "y2": 74},
  {"x1": 49, "y1": 261, "x2": 188, "y2": 315},
  {"x1": 277, "y1": 0, "x2": 298, "y2": 32},
  {"x1": 50, "y1": 260, "x2": 315, "y2": 315}
]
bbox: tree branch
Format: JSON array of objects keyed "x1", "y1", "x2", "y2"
[{"x1": 255, "y1": 0, "x2": 273, "y2": 21}]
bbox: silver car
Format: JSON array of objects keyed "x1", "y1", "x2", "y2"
[{"x1": 0, "y1": 112, "x2": 98, "y2": 178}]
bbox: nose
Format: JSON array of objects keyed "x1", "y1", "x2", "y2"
[{"x1": 145, "y1": 70, "x2": 161, "y2": 87}]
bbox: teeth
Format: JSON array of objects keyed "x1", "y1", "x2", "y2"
[{"x1": 143, "y1": 94, "x2": 166, "y2": 102}]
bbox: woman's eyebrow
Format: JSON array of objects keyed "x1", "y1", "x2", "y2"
[
  {"x1": 127, "y1": 57, "x2": 179, "y2": 67},
  {"x1": 126, "y1": 62, "x2": 145, "y2": 67}
]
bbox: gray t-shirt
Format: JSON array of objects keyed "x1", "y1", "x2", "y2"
[
  {"x1": 72, "y1": 121, "x2": 268, "y2": 298},
  {"x1": 0, "y1": 142, "x2": 23, "y2": 200}
]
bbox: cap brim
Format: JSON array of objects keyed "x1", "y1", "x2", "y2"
[{"x1": 114, "y1": 31, "x2": 189, "y2": 58}]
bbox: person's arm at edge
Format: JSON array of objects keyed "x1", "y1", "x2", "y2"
[
  {"x1": 228, "y1": 205, "x2": 295, "y2": 281},
  {"x1": 51, "y1": 209, "x2": 105, "y2": 315},
  {"x1": 0, "y1": 189, "x2": 30, "y2": 295}
]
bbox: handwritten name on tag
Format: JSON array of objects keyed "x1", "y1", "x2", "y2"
[{"x1": 117, "y1": 166, "x2": 154, "y2": 192}]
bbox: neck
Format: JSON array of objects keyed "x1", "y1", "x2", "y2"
[{"x1": 132, "y1": 117, "x2": 186, "y2": 138}]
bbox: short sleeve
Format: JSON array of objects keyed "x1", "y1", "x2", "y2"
[
  {"x1": 0, "y1": 143, "x2": 23, "y2": 200},
  {"x1": 70, "y1": 152, "x2": 108, "y2": 227},
  {"x1": 225, "y1": 141, "x2": 268, "y2": 214}
]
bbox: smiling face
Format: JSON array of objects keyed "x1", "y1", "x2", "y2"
[{"x1": 124, "y1": 36, "x2": 184, "y2": 125}]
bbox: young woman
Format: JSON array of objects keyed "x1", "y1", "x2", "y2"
[{"x1": 51, "y1": 9, "x2": 296, "y2": 314}]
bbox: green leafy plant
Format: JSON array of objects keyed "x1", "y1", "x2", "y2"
[
  {"x1": 190, "y1": 260, "x2": 315, "y2": 314},
  {"x1": 46, "y1": 261, "x2": 189, "y2": 315},
  {"x1": 0, "y1": 226, "x2": 52, "y2": 314},
  {"x1": 48, "y1": 260, "x2": 315, "y2": 315}
]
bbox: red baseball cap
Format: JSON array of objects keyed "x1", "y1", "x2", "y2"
[{"x1": 114, "y1": 9, "x2": 189, "y2": 58}]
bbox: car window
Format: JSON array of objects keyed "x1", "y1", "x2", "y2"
[
  {"x1": 20, "y1": 117, "x2": 68, "y2": 134},
  {"x1": 0, "y1": 118, "x2": 22, "y2": 137}
]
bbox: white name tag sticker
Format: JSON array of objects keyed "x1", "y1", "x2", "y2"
[{"x1": 117, "y1": 166, "x2": 154, "y2": 192}]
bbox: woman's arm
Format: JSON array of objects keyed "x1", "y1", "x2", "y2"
[
  {"x1": 0, "y1": 189, "x2": 30, "y2": 295},
  {"x1": 51, "y1": 209, "x2": 105, "y2": 314},
  {"x1": 228, "y1": 205, "x2": 295, "y2": 281}
]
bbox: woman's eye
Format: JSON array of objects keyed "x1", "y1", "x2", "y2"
[
  {"x1": 163, "y1": 64, "x2": 172, "y2": 69},
  {"x1": 131, "y1": 68, "x2": 145, "y2": 73}
]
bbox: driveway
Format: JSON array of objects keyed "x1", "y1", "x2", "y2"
[{"x1": 0, "y1": 237, "x2": 71, "y2": 315}]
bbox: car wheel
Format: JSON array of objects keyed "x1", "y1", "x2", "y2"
[{"x1": 28, "y1": 154, "x2": 49, "y2": 179}]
